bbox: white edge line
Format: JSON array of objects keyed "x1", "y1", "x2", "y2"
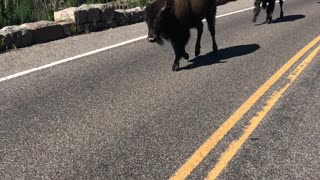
[
  {"x1": 0, "y1": 35, "x2": 147, "y2": 83},
  {"x1": 216, "y1": 7, "x2": 254, "y2": 19},
  {"x1": 0, "y1": 2, "x2": 277, "y2": 83}
]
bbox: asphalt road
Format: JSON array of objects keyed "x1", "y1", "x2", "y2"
[{"x1": 0, "y1": 0, "x2": 319, "y2": 179}]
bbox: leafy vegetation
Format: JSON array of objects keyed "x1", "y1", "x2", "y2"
[{"x1": 0, "y1": 0, "x2": 148, "y2": 28}]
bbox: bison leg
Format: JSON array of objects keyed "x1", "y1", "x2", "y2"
[
  {"x1": 170, "y1": 31, "x2": 190, "y2": 71},
  {"x1": 182, "y1": 51, "x2": 189, "y2": 60},
  {"x1": 206, "y1": 8, "x2": 218, "y2": 54},
  {"x1": 195, "y1": 22, "x2": 203, "y2": 57},
  {"x1": 170, "y1": 40, "x2": 183, "y2": 71},
  {"x1": 266, "y1": 0, "x2": 275, "y2": 24},
  {"x1": 172, "y1": 50, "x2": 182, "y2": 72},
  {"x1": 172, "y1": 56, "x2": 181, "y2": 71},
  {"x1": 279, "y1": 0, "x2": 284, "y2": 18},
  {"x1": 252, "y1": 0, "x2": 261, "y2": 22}
]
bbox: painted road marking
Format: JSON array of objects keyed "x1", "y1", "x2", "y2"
[
  {"x1": 206, "y1": 45, "x2": 320, "y2": 180},
  {"x1": 0, "y1": 36, "x2": 147, "y2": 83},
  {"x1": 170, "y1": 35, "x2": 320, "y2": 180},
  {"x1": 208, "y1": 0, "x2": 283, "y2": 20},
  {"x1": 0, "y1": 3, "x2": 270, "y2": 83}
]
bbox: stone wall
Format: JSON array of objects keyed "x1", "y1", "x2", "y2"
[{"x1": 0, "y1": 4, "x2": 145, "y2": 52}]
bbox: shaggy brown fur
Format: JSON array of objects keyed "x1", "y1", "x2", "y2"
[{"x1": 145, "y1": 0, "x2": 236, "y2": 71}]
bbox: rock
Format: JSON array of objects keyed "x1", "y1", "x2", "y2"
[
  {"x1": 56, "y1": 4, "x2": 117, "y2": 32},
  {"x1": 58, "y1": 21, "x2": 77, "y2": 37},
  {"x1": 114, "y1": 7, "x2": 145, "y2": 26},
  {"x1": 54, "y1": 4, "x2": 145, "y2": 32},
  {"x1": 22, "y1": 21, "x2": 64, "y2": 44},
  {"x1": 78, "y1": 22, "x2": 110, "y2": 33},
  {"x1": 54, "y1": 7, "x2": 77, "y2": 22},
  {"x1": 54, "y1": 7, "x2": 88, "y2": 26},
  {"x1": 78, "y1": 4, "x2": 102, "y2": 25},
  {"x1": 114, "y1": 9, "x2": 129, "y2": 26},
  {"x1": 127, "y1": 7, "x2": 145, "y2": 24},
  {"x1": 0, "y1": 25, "x2": 33, "y2": 48},
  {"x1": 0, "y1": 34, "x2": 5, "y2": 51},
  {"x1": 0, "y1": 5, "x2": 147, "y2": 52},
  {"x1": 77, "y1": 24, "x2": 90, "y2": 33},
  {"x1": 91, "y1": 3, "x2": 115, "y2": 25}
]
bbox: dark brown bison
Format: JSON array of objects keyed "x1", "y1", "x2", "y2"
[
  {"x1": 145, "y1": 0, "x2": 236, "y2": 71},
  {"x1": 252, "y1": 0, "x2": 284, "y2": 24}
]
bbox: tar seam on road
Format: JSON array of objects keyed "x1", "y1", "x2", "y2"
[
  {"x1": 206, "y1": 44, "x2": 320, "y2": 180},
  {"x1": 170, "y1": 35, "x2": 320, "y2": 180},
  {"x1": 0, "y1": 2, "x2": 282, "y2": 84}
]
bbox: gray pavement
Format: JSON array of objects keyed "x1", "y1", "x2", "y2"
[
  {"x1": 0, "y1": 0, "x2": 319, "y2": 179},
  {"x1": 220, "y1": 54, "x2": 320, "y2": 180},
  {"x1": 0, "y1": 0, "x2": 253, "y2": 78}
]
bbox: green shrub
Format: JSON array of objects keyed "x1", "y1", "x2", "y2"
[{"x1": 0, "y1": 0, "x2": 149, "y2": 28}]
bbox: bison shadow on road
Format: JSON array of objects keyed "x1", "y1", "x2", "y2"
[
  {"x1": 255, "y1": 14, "x2": 305, "y2": 25},
  {"x1": 273, "y1": 14, "x2": 306, "y2": 23},
  {"x1": 180, "y1": 44, "x2": 260, "y2": 71}
]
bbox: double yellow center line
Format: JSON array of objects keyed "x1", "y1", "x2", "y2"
[{"x1": 170, "y1": 35, "x2": 320, "y2": 180}]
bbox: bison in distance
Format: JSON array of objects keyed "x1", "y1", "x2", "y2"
[
  {"x1": 252, "y1": 0, "x2": 284, "y2": 24},
  {"x1": 145, "y1": 0, "x2": 237, "y2": 71}
]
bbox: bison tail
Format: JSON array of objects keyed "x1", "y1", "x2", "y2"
[{"x1": 216, "y1": 0, "x2": 237, "y2": 6}]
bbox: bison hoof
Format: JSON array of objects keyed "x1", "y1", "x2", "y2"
[
  {"x1": 195, "y1": 48, "x2": 201, "y2": 57},
  {"x1": 212, "y1": 46, "x2": 218, "y2": 56},
  {"x1": 213, "y1": 44, "x2": 218, "y2": 52},
  {"x1": 266, "y1": 17, "x2": 272, "y2": 24},
  {"x1": 183, "y1": 52, "x2": 189, "y2": 60},
  {"x1": 252, "y1": 17, "x2": 257, "y2": 22},
  {"x1": 172, "y1": 64, "x2": 180, "y2": 72}
]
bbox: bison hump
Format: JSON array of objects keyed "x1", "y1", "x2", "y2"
[{"x1": 173, "y1": 0, "x2": 210, "y2": 23}]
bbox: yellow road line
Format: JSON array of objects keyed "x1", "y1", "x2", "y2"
[
  {"x1": 170, "y1": 35, "x2": 320, "y2": 180},
  {"x1": 206, "y1": 45, "x2": 320, "y2": 180}
]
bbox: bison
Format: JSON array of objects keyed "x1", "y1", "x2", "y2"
[
  {"x1": 252, "y1": 0, "x2": 284, "y2": 24},
  {"x1": 145, "y1": 0, "x2": 236, "y2": 71}
]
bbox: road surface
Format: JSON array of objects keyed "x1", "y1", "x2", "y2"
[{"x1": 0, "y1": 0, "x2": 319, "y2": 179}]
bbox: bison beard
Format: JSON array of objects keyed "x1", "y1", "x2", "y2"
[{"x1": 145, "y1": 0, "x2": 237, "y2": 71}]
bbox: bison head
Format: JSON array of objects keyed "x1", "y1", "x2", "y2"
[{"x1": 145, "y1": 0, "x2": 169, "y2": 44}]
